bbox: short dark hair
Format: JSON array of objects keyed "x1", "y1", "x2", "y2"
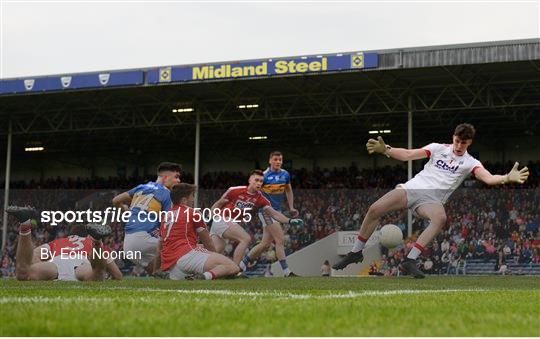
[
  {"x1": 269, "y1": 151, "x2": 282, "y2": 158},
  {"x1": 454, "y1": 123, "x2": 475, "y2": 140},
  {"x1": 69, "y1": 224, "x2": 88, "y2": 237},
  {"x1": 170, "y1": 183, "x2": 197, "y2": 205},
  {"x1": 250, "y1": 169, "x2": 264, "y2": 177},
  {"x1": 157, "y1": 162, "x2": 182, "y2": 175}
]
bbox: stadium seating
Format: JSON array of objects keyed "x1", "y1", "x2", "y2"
[{"x1": 1, "y1": 162, "x2": 538, "y2": 278}]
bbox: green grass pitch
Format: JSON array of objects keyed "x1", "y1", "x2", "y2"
[{"x1": 1, "y1": 276, "x2": 539, "y2": 336}]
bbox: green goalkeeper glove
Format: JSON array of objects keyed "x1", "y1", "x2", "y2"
[
  {"x1": 289, "y1": 218, "x2": 304, "y2": 228},
  {"x1": 503, "y1": 162, "x2": 529, "y2": 184},
  {"x1": 366, "y1": 136, "x2": 390, "y2": 157}
]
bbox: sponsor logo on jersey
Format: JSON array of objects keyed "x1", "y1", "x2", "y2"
[
  {"x1": 435, "y1": 159, "x2": 459, "y2": 173},
  {"x1": 235, "y1": 200, "x2": 255, "y2": 210}
]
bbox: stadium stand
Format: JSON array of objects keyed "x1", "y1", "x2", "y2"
[
  {"x1": 2, "y1": 40, "x2": 539, "y2": 279},
  {"x1": 4, "y1": 160, "x2": 539, "y2": 189},
  {"x1": 1, "y1": 162, "x2": 538, "y2": 277}
]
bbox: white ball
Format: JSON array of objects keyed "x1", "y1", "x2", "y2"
[{"x1": 379, "y1": 224, "x2": 403, "y2": 248}]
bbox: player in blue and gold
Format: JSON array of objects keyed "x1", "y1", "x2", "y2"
[
  {"x1": 112, "y1": 162, "x2": 181, "y2": 275},
  {"x1": 242, "y1": 151, "x2": 300, "y2": 276}
]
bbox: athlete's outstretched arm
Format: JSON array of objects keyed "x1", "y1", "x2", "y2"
[
  {"x1": 284, "y1": 184, "x2": 299, "y2": 217},
  {"x1": 474, "y1": 162, "x2": 529, "y2": 186},
  {"x1": 112, "y1": 192, "x2": 132, "y2": 212},
  {"x1": 366, "y1": 136, "x2": 427, "y2": 161},
  {"x1": 263, "y1": 206, "x2": 290, "y2": 224},
  {"x1": 262, "y1": 206, "x2": 303, "y2": 227},
  {"x1": 386, "y1": 147, "x2": 429, "y2": 162},
  {"x1": 198, "y1": 229, "x2": 216, "y2": 252}
]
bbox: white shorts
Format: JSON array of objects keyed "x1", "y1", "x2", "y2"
[
  {"x1": 210, "y1": 220, "x2": 236, "y2": 238},
  {"x1": 168, "y1": 247, "x2": 211, "y2": 280},
  {"x1": 51, "y1": 256, "x2": 90, "y2": 281},
  {"x1": 123, "y1": 231, "x2": 159, "y2": 268},
  {"x1": 258, "y1": 211, "x2": 278, "y2": 227},
  {"x1": 398, "y1": 185, "x2": 444, "y2": 214}
]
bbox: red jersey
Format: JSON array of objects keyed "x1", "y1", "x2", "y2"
[
  {"x1": 48, "y1": 235, "x2": 109, "y2": 258},
  {"x1": 220, "y1": 186, "x2": 271, "y2": 217},
  {"x1": 160, "y1": 205, "x2": 208, "y2": 271}
]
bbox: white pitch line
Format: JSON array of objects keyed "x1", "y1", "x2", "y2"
[
  {"x1": 0, "y1": 296, "x2": 113, "y2": 304},
  {"x1": 0, "y1": 288, "x2": 491, "y2": 303}
]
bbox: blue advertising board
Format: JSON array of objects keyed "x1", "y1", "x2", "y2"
[
  {"x1": 0, "y1": 51, "x2": 378, "y2": 96},
  {"x1": 147, "y1": 52, "x2": 378, "y2": 84},
  {"x1": 0, "y1": 70, "x2": 144, "y2": 95}
]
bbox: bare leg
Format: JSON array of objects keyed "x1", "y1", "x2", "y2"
[
  {"x1": 76, "y1": 240, "x2": 108, "y2": 281},
  {"x1": 266, "y1": 222, "x2": 295, "y2": 276},
  {"x1": 413, "y1": 203, "x2": 447, "y2": 248},
  {"x1": 266, "y1": 223, "x2": 286, "y2": 261},
  {"x1": 203, "y1": 253, "x2": 240, "y2": 278},
  {"x1": 89, "y1": 240, "x2": 107, "y2": 280},
  {"x1": 211, "y1": 235, "x2": 226, "y2": 254},
  {"x1": 145, "y1": 256, "x2": 158, "y2": 276},
  {"x1": 32, "y1": 244, "x2": 51, "y2": 263},
  {"x1": 26, "y1": 262, "x2": 58, "y2": 280},
  {"x1": 16, "y1": 231, "x2": 57, "y2": 280},
  {"x1": 333, "y1": 188, "x2": 407, "y2": 270},
  {"x1": 248, "y1": 226, "x2": 273, "y2": 261},
  {"x1": 222, "y1": 224, "x2": 251, "y2": 265},
  {"x1": 15, "y1": 231, "x2": 35, "y2": 280},
  {"x1": 358, "y1": 188, "x2": 408, "y2": 239},
  {"x1": 398, "y1": 203, "x2": 447, "y2": 279}
]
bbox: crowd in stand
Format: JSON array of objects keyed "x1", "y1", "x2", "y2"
[
  {"x1": 372, "y1": 188, "x2": 540, "y2": 276},
  {"x1": 1, "y1": 161, "x2": 539, "y2": 277},
  {"x1": 5, "y1": 161, "x2": 540, "y2": 190}
]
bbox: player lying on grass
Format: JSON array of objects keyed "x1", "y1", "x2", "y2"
[
  {"x1": 160, "y1": 183, "x2": 239, "y2": 280},
  {"x1": 7, "y1": 206, "x2": 122, "y2": 281},
  {"x1": 210, "y1": 170, "x2": 304, "y2": 273},
  {"x1": 112, "y1": 162, "x2": 181, "y2": 276},
  {"x1": 333, "y1": 123, "x2": 529, "y2": 278}
]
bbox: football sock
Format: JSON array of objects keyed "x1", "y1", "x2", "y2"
[
  {"x1": 241, "y1": 255, "x2": 251, "y2": 266},
  {"x1": 351, "y1": 235, "x2": 368, "y2": 253},
  {"x1": 18, "y1": 220, "x2": 32, "y2": 236},
  {"x1": 407, "y1": 243, "x2": 425, "y2": 260},
  {"x1": 279, "y1": 260, "x2": 291, "y2": 276}
]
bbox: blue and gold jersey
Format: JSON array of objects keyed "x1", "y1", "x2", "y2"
[
  {"x1": 261, "y1": 168, "x2": 291, "y2": 211},
  {"x1": 125, "y1": 181, "x2": 171, "y2": 236}
]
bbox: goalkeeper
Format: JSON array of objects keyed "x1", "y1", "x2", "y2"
[{"x1": 333, "y1": 123, "x2": 529, "y2": 278}]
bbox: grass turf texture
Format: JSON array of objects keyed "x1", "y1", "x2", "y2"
[{"x1": 1, "y1": 276, "x2": 539, "y2": 336}]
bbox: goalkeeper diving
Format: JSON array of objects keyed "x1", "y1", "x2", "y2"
[{"x1": 333, "y1": 123, "x2": 529, "y2": 278}]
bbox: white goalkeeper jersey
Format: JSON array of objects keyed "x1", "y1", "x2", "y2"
[{"x1": 402, "y1": 143, "x2": 483, "y2": 203}]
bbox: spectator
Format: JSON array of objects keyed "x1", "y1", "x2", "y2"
[
  {"x1": 321, "y1": 260, "x2": 331, "y2": 277},
  {"x1": 423, "y1": 258, "x2": 434, "y2": 274}
]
